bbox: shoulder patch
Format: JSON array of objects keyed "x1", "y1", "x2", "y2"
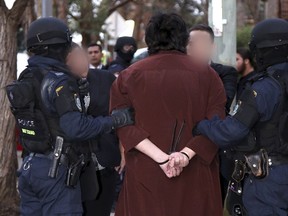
[
  {"x1": 55, "y1": 86, "x2": 64, "y2": 96},
  {"x1": 253, "y1": 90, "x2": 257, "y2": 97}
]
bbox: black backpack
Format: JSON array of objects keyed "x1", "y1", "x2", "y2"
[{"x1": 6, "y1": 67, "x2": 52, "y2": 154}]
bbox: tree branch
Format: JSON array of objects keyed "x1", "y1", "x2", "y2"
[
  {"x1": 108, "y1": 0, "x2": 134, "y2": 16},
  {"x1": 9, "y1": 0, "x2": 31, "y2": 24},
  {"x1": 67, "y1": 10, "x2": 80, "y2": 21},
  {"x1": 0, "y1": 0, "x2": 8, "y2": 15}
]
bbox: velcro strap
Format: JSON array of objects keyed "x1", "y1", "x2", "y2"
[
  {"x1": 233, "y1": 88, "x2": 260, "y2": 128},
  {"x1": 27, "y1": 31, "x2": 69, "y2": 45},
  {"x1": 54, "y1": 82, "x2": 80, "y2": 116}
]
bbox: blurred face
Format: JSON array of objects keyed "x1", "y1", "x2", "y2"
[
  {"x1": 66, "y1": 46, "x2": 89, "y2": 78},
  {"x1": 236, "y1": 53, "x2": 245, "y2": 74},
  {"x1": 87, "y1": 45, "x2": 103, "y2": 67},
  {"x1": 186, "y1": 30, "x2": 215, "y2": 64}
]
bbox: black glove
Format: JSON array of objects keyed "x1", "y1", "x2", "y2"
[
  {"x1": 111, "y1": 107, "x2": 135, "y2": 129},
  {"x1": 78, "y1": 78, "x2": 90, "y2": 97},
  {"x1": 192, "y1": 123, "x2": 201, "y2": 137}
]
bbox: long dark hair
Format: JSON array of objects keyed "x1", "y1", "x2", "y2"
[{"x1": 145, "y1": 13, "x2": 189, "y2": 55}]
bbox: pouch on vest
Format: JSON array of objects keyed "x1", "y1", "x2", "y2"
[{"x1": 6, "y1": 68, "x2": 52, "y2": 153}]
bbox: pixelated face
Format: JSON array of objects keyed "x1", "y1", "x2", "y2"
[
  {"x1": 87, "y1": 45, "x2": 103, "y2": 66},
  {"x1": 66, "y1": 46, "x2": 89, "y2": 78},
  {"x1": 186, "y1": 30, "x2": 214, "y2": 64}
]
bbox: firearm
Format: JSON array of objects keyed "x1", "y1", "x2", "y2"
[
  {"x1": 65, "y1": 154, "x2": 85, "y2": 187},
  {"x1": 48, "y1": 136, "x2": 64, "y2": 178}
]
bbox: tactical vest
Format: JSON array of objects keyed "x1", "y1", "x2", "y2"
[
  {"x1": 6, "y1": 67, "x2": 56, "y2": 153},
  {"x1": 6, "y1": 67, "x2": 83, "y2": 154},
  {"x1": 254, "y1": 68, "x2": 288, "y2": 156},
  {"x1": 234, "y1": 69, "x2": 288, "y2": 156},
  {"x1": 40, "y1": 69, "x2": 90, "y2": 156}
]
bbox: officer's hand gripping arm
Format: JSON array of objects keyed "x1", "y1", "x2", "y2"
[
  {"x1": 111, "y1": 107, "x2": 135, "y2": 129},
  {"x1": 195, "y1": 87, "x2": 261, "y2": 148}
]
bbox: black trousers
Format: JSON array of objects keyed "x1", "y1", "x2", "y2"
[{"x1": 83, "y1": 168, "x2": 117, "y2": 216}]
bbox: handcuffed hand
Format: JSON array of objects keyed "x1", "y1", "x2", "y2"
[
  {"x1": 158, "y1": 151, "x2": 192, "y2": 178},
  {"x1": 168, "y1": 152, "x2": 190, "y2": 168},
  {"x1": 159, "y1": 159, "x2": 183, "y2": 178}
]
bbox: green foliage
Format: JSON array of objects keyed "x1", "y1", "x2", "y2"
[{"x1": 237, "y1": 25, "x2": 253, "y2": 48}]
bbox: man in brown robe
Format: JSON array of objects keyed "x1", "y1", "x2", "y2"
[{"x1": 110, "y1": 13, "x2": 226, "y2": 216}]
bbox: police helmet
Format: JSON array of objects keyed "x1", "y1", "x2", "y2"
[
  {"x1": 27, "y1": 17, "x2": 72, "y2": 50},
  {"x1": 249, "y1": 18, "x2": 288, "y2": 52}
]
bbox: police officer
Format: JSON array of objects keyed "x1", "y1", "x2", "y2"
[
  {"x1": 108, "y1": 36, "x2": 137, "y2": 76},
  {"x1": 194, "y1": 18, "x2": 288, "y2": 216},
  {"x1": 66, "y1": 42, "x2": 122, "y2": 216},
  {"x1": 16, "y1": 17, "x2": 134, "y2": 215}
]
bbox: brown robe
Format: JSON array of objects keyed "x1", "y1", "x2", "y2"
[{"x1": 110, "y1": 51, "x2": 226, "y2": 216}]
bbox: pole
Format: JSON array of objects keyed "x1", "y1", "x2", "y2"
[
  {"x1": 42, "y1": 0, "x2": 53, "y2": 17},
  {"x1": 209, "y1": 0, "x2": 236, "y2": 66}
]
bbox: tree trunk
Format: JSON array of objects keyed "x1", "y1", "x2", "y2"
[
  {"x1": 0, "y1": 15, "x2": 20, "y2": 216},
  {"x1": 53, "y1": 0, "x2": 68, "y2": 23},
  {"x1": 0, "y1": 0, "x2": 31, "y2": 215},
  {"x1": 20, "y1": 0, "x2": 37, "y2": 46}
]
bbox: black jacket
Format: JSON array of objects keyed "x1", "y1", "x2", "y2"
[
  {"x1": 107, "y1": 56, "x2": 130, "y2": 74},
  {"x1": 211, "y1": 62, "x2": 238, "y2": 113},
  {"x1": 236, "y1": 71, "x2": 257, "y2": 101},
  {"x1": 86, "y1": 69, "x2": 121, "y2": 167}
]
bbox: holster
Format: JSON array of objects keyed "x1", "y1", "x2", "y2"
[
  {"x1": 232, "y1": 160, "x2": 246, "y2": 183},
  {"x1": 227, "y1": 161, "x2": 248, "y2": 216},
  {"x1": 226, "y1": 179, "x2": 248, "y2": 216},
  {"x1": 65, "y1": 154, "x2": 86, "y2": 187},
  {"x1": 244, "y1": 149, "x2": 269, "y2": 179}
]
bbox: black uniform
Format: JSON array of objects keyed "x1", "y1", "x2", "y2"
[
  {"x1": 236, "y1": 71, "x2": 257, "y2": 100},
  {"x1": 210, "y1": 62, "x2": 238, "y2": 202},
  {"x1": 108, "y1": 56, "x2": 130, "y2": 74},
  {"x1": 108, "y1": 37, "x2": 137, "y2": 75},
  {"x1": 10, "y1": 17, "x2": 134, "y2": 216},
  {"x1": 211, "y1": 62, "x2": 238, "y2": 113},
  {"x1": 82, "y1": 69, "x2": 120, "y2": 216},
  {"x1": 196, "y1": 18, "x2": 288, "y2": 215}
]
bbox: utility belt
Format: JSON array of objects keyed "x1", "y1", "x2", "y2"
[
  {"x1": 32, "y1": 149, "x2": 105, "y2": 188},
  {"x1": 31, "y1": 148, "x2": 88, "y2": 188},
  {"x1": 32, "y1": 152, "x2": 68, "y2": 165},
  {"x1": 232, "y1": 149, "x2": 288, "y2": 182},
  {"x1": 226, "y1": 149, "x2": 288, "y2": 216},
  {"x1": 30, "y1": 136, "x2": 87, "y2": 187}
]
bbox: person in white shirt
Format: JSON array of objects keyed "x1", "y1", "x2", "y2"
[{"x1": 87, "y1": 43, "x2": 106, "y2": 69}]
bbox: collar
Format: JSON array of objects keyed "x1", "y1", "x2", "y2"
[
  {"x1": 239, "y1": 70, "x2": 257, "y2": 83},
  {"x1": 267, "y1": 62, "x2": 288, "y2": 72},
  {"x1": 28, "y1": 55, "x2": 69, "y2": 73}
]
